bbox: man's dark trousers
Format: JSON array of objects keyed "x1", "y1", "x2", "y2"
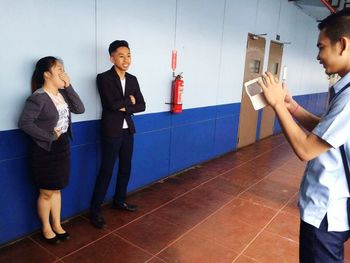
[
  {"x1": 300, "y1": 216, "x2": 350, "y2": 263},
  {"x1": 90, "y1": 129, "x2": 134, "y2": 216}
]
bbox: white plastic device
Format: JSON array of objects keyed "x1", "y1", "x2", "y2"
[
  {"x1": 244, "y1": 77, "x2": 268, "y2": 111},
  {"x1": 282, "y1": 66, "x2": 287, "y2": 82}
]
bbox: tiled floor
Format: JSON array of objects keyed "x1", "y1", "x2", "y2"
[{"x1": 2, "y1": 134, "x2": 350, "y2": 263}]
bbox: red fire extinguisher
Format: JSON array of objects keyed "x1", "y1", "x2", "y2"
[{"x1": 172, "y1": 73, "x2": 184, "y2": 113}]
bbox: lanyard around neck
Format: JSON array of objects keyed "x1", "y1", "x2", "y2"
[{"x1": 329, "y1": 82, "x2": 350, "y2": 104}]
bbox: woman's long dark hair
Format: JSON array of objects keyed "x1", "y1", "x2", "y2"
[{"x1": 31, "y1": 56, "x2": 60, "y2": 93}]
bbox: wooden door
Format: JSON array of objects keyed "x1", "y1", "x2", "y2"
[
  {"x1": 237, "y1": 33, "x2": 266, "y2": 148},
  {"x1": 259, "y1": 41, "x2": 283, "y2": 139}
]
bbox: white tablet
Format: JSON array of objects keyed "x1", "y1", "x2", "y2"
[{"x1": 244, "y1": 77, "x2": 268, "y2": 110}]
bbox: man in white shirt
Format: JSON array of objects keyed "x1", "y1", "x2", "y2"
[{"x1": 258, "y1": 8, "x2": 350, "y2": 263}]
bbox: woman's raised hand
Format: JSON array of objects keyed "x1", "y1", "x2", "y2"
[{"x1": 59, "y1": 72, "x2": 71, "y2": 88}]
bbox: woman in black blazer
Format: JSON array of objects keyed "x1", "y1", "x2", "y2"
[{"x1": 18, "y1": 56, "x2": 85, "y2": 244}]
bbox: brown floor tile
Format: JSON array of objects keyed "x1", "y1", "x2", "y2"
[
  {"x1": 198, "y1": 177, "x2": 243, "y2": 198},
  {"x1": 201, "y1": 156, "x2": 244, "y2": 175},
  {"x1": 234, "y1": 255, "x2": 260, "y2": 263},
  {"x1": 273, "y1": 142, "x2": 294, "y2": 154},
  {"x1": 243, "y1": 231, "x2": 298, "y2": 263},
  {"x1": 128, "y1": 186, "x2": 175, "y2": 213},
  {"x1": 221, "y1": 162, "x2": 273, "y2": 189},
  {"x1": 250, "y1": 152, "x2": 290, "y2": 169},
  {"x1": 148, "y1": 176, "x2": 193, "y2": 198},
  {"x1": 246, "y1": 142, "x2": 272, "y2": 153},
  {"x1": 265, "y1": 211, "x2": 300, "y2": 242},
  {"x1": 62, "y1": 234, "x2": 152, "y2": 263},
  {"x1": 266, "y1": 169, "x2": 302, "y2": 188},
  {"x1": 81, "y1": 204, "x2": 142, "y2": 231},
  {"x1": 239, "y1": 177, "x2": 298, "y2": 210},
  {"x1": 30, "y1": 216, "x2": 110, "y2": 258},
  {"x1": 179, "y1": 183, "x2": 234, "y2": 213},
  {"x1": 244, "y1": 160, "x2": 275, "y2": 175},
  {"x1": 222, "y1": 175, "x2": 262, "y2": 191},
  {"x1": 145, "y1": 257, "x2": 166, "y2": 263},
  {"x1": 171, "y1": 166, "x2": 215, "y2": 189},
  {"x1": 83, "y1": 186, "x2": 175, "y2": 231},
  {"x1": 116, "y1": 214, "x2": 186, "y2": 254},
  {"x1": 192, "y1": 213, "x2": 260, "y2": 252},
  {"x1": 216, "y1": 152, "x2": 247, "y2": 166},
  {"x1": 0, "y1": 238, "x2": 57, "y2": 263},
  {"x1": 279, "y1": 157, "x2": 306, "y2": 176},
  {"x1": 233, "y1": 144, "x2": 265, "y2": 162},
  {"x1": 158, "y1": 232, "x2": 237, "y2": 263},
  {"x1": 282, "y1": 194, "x2": 300, "y2": 217},
  {"x1": 151, "y1": 197, "x2": 213, "y2": 231},
  {"x1": 216, "y1": 198, "x2": 276, "y2": 228},
  {"x1": 97, "y1": 207, "x2": 142, "y2": 231},
  {"x1": 344, "y1": 239, "x2": 350, "y2": 262},
  {"x1": 151, "y1": 178, "x2": 236, "y2": 230}
]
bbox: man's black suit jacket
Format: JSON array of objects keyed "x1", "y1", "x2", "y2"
[{"x1": 97, "y1": 67, "x2": 146, "y2": 137}]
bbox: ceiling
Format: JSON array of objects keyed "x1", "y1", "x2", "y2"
[{"x1": 290, "y1": 0, "x2": 347, "y2": 21}]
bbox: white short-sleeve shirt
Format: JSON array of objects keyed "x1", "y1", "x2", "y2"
[{"x1": 300, "y1": 71, "x2": 350, "y2": 231}]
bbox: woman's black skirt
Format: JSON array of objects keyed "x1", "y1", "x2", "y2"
[{"x1": 31, "y1": 133, "x2": 70, "y2": 190}]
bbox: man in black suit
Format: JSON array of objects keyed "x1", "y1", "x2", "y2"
[{"x1": 90, "y1": 40, "x2": 146, "y2": 228}]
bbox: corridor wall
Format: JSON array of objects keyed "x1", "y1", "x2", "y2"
[{"x1": 0, "y1": 0, "x2": 328, "y2": 245}]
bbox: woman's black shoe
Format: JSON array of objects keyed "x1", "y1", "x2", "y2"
[
  {"x1": 54, "y1": 231, "x2": 70, "y2": 241},
  {"x1": 42, "y1": 234, "x2": 60, "y2": 245}
]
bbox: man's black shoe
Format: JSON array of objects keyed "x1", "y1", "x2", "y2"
[
  {"x1": 112, "y1": 202, "x2": 138, "y2": 212},
  {"x1": 90, "y1": 214, "x2": 106, "y2": 229}
]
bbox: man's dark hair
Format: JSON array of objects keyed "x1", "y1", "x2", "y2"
[
  {"x1": 108, "y1": 40, "x2": 129, "y2": 56},
  {"x1": 318, "y1": 8, "x2": 350, "y2": 44}
]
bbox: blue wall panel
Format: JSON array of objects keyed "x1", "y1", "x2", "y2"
[
  {"x1": 130, "y1": 129, "x2": 171, "y2": 189},
  {"x1": 61, "y1": 143, "x2": 99, "y2": 219},
  {"x1": 70, "y1": 120, "x2": 99, "y2": 146},
  {"x1": 0, "y1": 158, "x2": 39, "y2": 244},
  {"x1": 214, "y1": 103, "x2": 240, "y2": 156},
  {"x1": 215, "y1": 103, "x2": 240, "y2": 117},
  {"x1": 256, "y1": 109, "x2": 263, "y2": 141},
  {"x1": 214, "y1": 114, "x2": 239, "y2": 156},
  {"x1": 170, "y1": 120, "x2": 216, "y2": 173},
  {"x1": 134, "y1": 112, "x2": 171, "y2": 133},
  {"x1": 172, "y1": 106, "x2": 217, "y2": 126},
  {"x1": 0, "y1": 129, "x2": 30, "y2": 160}
]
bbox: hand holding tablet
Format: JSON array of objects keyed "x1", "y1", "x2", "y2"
[
  {"x1": 244, "y1": 77, "x2": 268, "y2": 110},
  {"x1": 245, "y1": 67, "x2": 288, "y2": 111}
]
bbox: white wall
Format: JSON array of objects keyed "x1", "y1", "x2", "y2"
[
  {"x1": 0, "y1": 0, "x2": 328, "y2": 131},
  {"x1": 276, "y1": 1, "x2": 329, "y2": 95},
  {"x1": 96, "y1": 0, "x2": 177, "y2": 114},
  {"x1": 0, "y1": 0, "x2": 96, "y2": 131},
  {"x1": 218, "y1": 0, "x2": 259, "y2": 105}
]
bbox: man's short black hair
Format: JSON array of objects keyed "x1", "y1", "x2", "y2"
[
  {"x1": 318, "y1": 8, "x2": 350, "y2": 44},
  {"x1": 108, "y1": 40, "x2": 129, "y2": 56}
]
